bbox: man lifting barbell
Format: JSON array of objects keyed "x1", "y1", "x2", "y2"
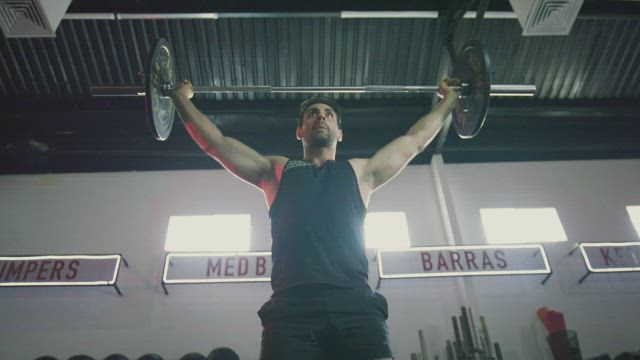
[
  {"x1": 169, "y1": 76, "x2": 460, "y2": 360},
  {"x1": 90, "y1": 36, "x2": 535, "y2": 359},
  {"x1": 91, "y1": 35, "x2": 535, "y2": 360}
]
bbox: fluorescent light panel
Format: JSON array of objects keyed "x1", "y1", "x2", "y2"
[
  {"x1": 480, "y1": 208, "x2": 568, "y2": 244},
  {"x1": 116, "y1": 13, "x2": 218, "y2": 20},
  {"x1": 341, "y1": 11, "x2": 438, "y2": 18},
  {"x1": 627, "y1": 206, "x2": 640, "y2": 238},
  {"x1": 63, "y1": 13, "x2": 117, "y2": 20},
  {"x1": 364, "y1": 212, "x2": 411, "y2": 249},
  {"x1": 63, "y1": 11, "x2": 520, "y2": 21},
  {"x1": 164, "y1": 214, "x2": 251, "y2": 252}
]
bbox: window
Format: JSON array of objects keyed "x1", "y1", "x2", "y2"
[
  {"x1": 627, "y1": 206, "x2": 640, "y2": 238},
  {"x1": 164, "y1": 214, "x2": 251, "y2": 252},
  {"x1": 364, "y1": 212, "x2": 411, "y2": 249},
  {"x1": 480, "y1": 208, "x2": 567, "y2": 244}
]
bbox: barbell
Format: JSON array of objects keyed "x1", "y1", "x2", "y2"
[{"x1": 90, "y1": 38, "x2": 536, "y2": 141}]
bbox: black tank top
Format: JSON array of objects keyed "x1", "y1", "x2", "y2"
[{"x1": 268, "y1": 160, "x2": 369, "y2": 294}]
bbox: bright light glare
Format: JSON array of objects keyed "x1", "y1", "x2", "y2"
[
  {"x1": 480, "y1": 208, "x2": 567, "y2": 244},
  {"x1": 365, "y1": 212, "x2": 410, "y2": 249},
  {"x1": 627, "y1": 206, "x2": 640, "y2": 238},
  {"x1": 165, "y1": 214, "x2": 251, "y2": 252}
]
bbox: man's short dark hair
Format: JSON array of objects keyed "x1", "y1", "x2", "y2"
[
  {"x1": 206, "y1": 347, "x2": 239, "y2": 360},
  {"x1": 297, "y1": 96, "x2": 342, "y2": 128}
]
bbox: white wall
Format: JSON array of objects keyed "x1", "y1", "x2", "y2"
[
  {"x1": 447, "y1": 159, "x2": 640, "y2": 359},
  {"x1": 0, "y1": 159, "x2": 639, "y2": 360}
]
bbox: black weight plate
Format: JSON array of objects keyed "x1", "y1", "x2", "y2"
[
  {"x1": 450, "y1": 40, "x2": 491, "y2": 139},
  {"x1": 145, "y1": 38, "x2": 175, "y2": 141}
]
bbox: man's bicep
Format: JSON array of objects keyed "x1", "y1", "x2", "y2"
[
  {"x1": 207, "y1": 136, "x2": 275, "y2": 186},
  {"x1": 364, "y1": 135, "x2": 421, "y2": 190}
]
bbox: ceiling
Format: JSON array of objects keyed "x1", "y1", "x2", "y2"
[{"x1": 1, "y1": 0, "x2": 640, "y2": 174}]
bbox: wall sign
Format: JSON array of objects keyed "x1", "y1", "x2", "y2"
[
  {"x1": 0, "y1": 255, "x2": 125, "y2": 295},
  {"x1": 376, "y1": 244, "x2": 552, "y2": 288},
  {"x1": 570, "y1": 242, "x2": 640, "y2": 283},
  {"x1": 162, "y1": 245, "x2": 553, "y2": 294},
  {"x1": 162, "y1": 252, "x2": 271, "y2": 294}
]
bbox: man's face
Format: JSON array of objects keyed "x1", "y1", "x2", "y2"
[{"x1": 297, "y1": 103, "x2": 343, "y2": 148}]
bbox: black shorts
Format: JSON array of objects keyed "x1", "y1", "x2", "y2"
[{"x1": 258, "y1": 285, "x2": 393, "y2": 360}]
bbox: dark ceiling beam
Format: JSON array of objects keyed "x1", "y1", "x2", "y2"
[
  {"x1": 3, "y1": 101, "x2": 640, "y2": 174},
  {"x1": 5, "y1": 101, "x2": 639, "y2": 138},
  {"x1": 5, "y1": 98, "x2": 640, "y2": 123}
]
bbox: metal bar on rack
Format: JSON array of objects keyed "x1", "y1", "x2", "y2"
[
  {"x1": 480, "y1": 316, "x2": 494, "y2": 358},
  {"x1": 419, "y1": 329, "x2": 429, "y2": 360}
]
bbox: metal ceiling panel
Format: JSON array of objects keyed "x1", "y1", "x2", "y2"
[
  {"x1": 1, "y1": 17, "x2": 639, "y2": 102},
  {"x1": 1, "y1": 14, "x2": 640, "y2": 174}
]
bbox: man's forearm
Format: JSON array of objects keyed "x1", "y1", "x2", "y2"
[
  {"x1": 171, "y1": 94, "x2": 224, "y2": 150},
  {"x1": 406, "y1": 97, "x2": 457, "y2": 150}
]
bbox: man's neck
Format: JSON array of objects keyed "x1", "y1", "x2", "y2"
[{"x1": 302, "y1": 146, "x2": 337, "y2": 167}]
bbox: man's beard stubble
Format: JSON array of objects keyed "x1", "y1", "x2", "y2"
[{"x1": 308, "y1": 129, "x2": 337, "y2": 149}]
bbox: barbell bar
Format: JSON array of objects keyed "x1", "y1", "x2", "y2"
[
  {"x1": 90, "y1": 38, "x2": 537, "y2": 141},
  {"x1": 90, "y1": 84, "x2": 536, "y2": 96}
]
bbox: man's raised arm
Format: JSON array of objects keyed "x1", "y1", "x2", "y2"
[
  {"x1": 351, "y1": 79, "x2": 459, "y2": 194},
  {"x1": 170, "y1": 80, "x2": 286, "y2": 190}
]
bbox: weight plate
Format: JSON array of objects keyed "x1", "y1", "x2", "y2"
[
  {"x1": 145, "y1": 38, "x2": 175, "y2": 141},
  {"x1": 450, "y1": 40, "x2": 491, "y2": 139}
]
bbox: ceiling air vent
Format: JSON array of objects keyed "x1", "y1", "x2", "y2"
[
  {"x1": 0, "y1": 0, "x2": 71, "y2": 38},
  {"x1": 509, "y1": 0, "x2": 583, "y2": 36}
]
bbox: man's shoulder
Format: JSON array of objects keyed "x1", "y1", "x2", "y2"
[
  {"x1": 347, "y1": 158, "x2": 368, "y2": 166},
  {"x1": 347, "y1": 158, "x2": 368, "y2": 171},
  {"x1": 265, "y1": 156, "x2": 289, "y2": 170},
  {"x1": 260, "y1": 156, "x2": 288, "y2": 182},
  {"x1": 346, "y1": 158, "x2": 371, "y2": 180},
  {"x1": 265, "y1": 156, "x2": 289, "y2": 167}
]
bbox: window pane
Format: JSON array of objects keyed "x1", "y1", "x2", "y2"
[
  {"x1": 480, "y1": 208, "x2": 567, "y2": 244},
  {"x1": 365, "y1": 212, "x2": 411, "y2": 249},
  {"x1": 164, "y1": 214, "x2": 251, "y2": 252}
]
